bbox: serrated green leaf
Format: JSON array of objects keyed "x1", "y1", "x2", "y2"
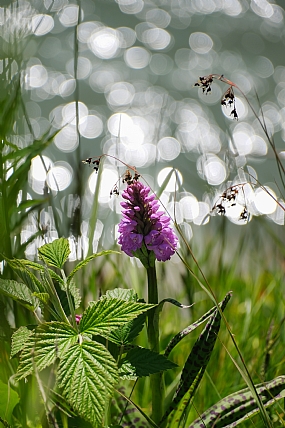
[
  {"x1": 0, "y1": 278, "x2": 38, "y2": 311},
  {"x1": 57, "y1": 341, "x2": 118, "y2": 427},
  {"x1": 105, "y1": 288, "x2": 137, "y2": 302},
  {"x1": 119, "y1": 347, "x2": 177, "y2": 379},
  {"x1": 79, "y1": 298, "x2": 154, "y2": 337},
  {"x1": 108, "y1": 313, "x2": 146, "y2": 346},
  {"x1": 16, "y1": 322, "x2": 77, "y2": 380},
  {"x1": 38, "y1": 238, "x2": 70, "y2": 269},
  {"x1": 19, "y1": 260, "x2": 64, "y2": 287},
  {"x1": 10, "y1": 326, "x2": 33, "y2": 358},
  {"x1": 68, "y1": 279, "x2": 81, "y2": 310},
  {"x1": 67, "y1": 250, "x2": 119, "y2": 284},
  {"x1": 4, "y1": 258, "x2": 43, "y2": 293},
  {"x1": 33, "y1": 292, "x2": 50, "y2": 305}
]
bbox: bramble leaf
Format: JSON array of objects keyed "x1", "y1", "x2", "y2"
[
  {"x1": 0, "y1": 278, "x2": 38, "y2": 311},
  {"x1": 57, "y1": 341, "x2": 118, "y2": 427},
  {"x1": 16, "y1": 322, "x2": 78, "y2": 380},
  {"x1": 106, "y1": 288, "x2": 137, "y2": 302},
  {"x1": 11, "y1": 326, "x2": 33, "y2": 358},
  {"x1": 38, "y1": 238, "x2": 70, "y2": 269},
  {"x1": 79, "y1": 298, "x2": 154, "y2": 338},
  {"x1": 119, "y1": 347, "x2": 177, "y2": 379}
]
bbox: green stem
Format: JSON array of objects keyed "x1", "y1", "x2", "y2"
[{"x1": 147, "y1": 264, "x2": 164, "y2": 425}]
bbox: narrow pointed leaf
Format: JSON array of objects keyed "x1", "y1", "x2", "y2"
[
  {"x1": 57, "y1": 341, "x2": 118, "y2": 427},
  {"x1": 0, "y1": 278, "x2": 38, "y2": 311},
  {"x1": 79, "y1": 298, "x2": 154, "y2": 337},
  {"x1": 164, "y1": 295, "x2": 229, "y2": 358},
  {"x1": 162, "y1": 292, "x2": 232, "y2": 424},
  {"x1": 67, "y1": 251, "x2": 119, "y2": 284},
  {"x1": 119, "y1": 347, "x2": 177, "y2": 379},
  {"x1": 189, "y1": 376, "x2": 285, "y2": 428},
  {"x1": 16, "y1": 322, "x2": 78, "y2": 380},
  {"x1": 10, "y1": 326, "x2": 33, "y2": 358},
  {"x1": 38, "y1": 238, "x2": 70, "y2": 269}
]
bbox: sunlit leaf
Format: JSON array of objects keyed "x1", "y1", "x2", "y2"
[
  {"x1": 79, "y1": 298, "x2": 154, "y2": 337},
  {"x1": 16, "y1": 322, "x2": 77, "y2": 380},
  {"x1": 0, "y1": 278, "x2": 38, "y2": 311},
  {"x1": 106, "y1": 288, "x2": 138, "y2": 302},
  {"x1": 38, "y1": 238, "x2": 70, "y2": 269},
  {"x1": 10, "y1": 326, "x2": 33, "y2": 358},
  {"x1": 57, "y1": 341, "x2": 118, "y2": 427}
]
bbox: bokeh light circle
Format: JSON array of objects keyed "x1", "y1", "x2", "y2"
[
  {"x1": 254, "y1": 186, "x2": 277, "y2": 215},
  {"x1": 157, "y1": 137, "x2": 181, "y2": 161},
  {"x1": 88, "y1": 27, "x2": 121, "y2": 59},
  {"x1": 189, "y1": 32, "x2": 213, "y2": 54},
  {"x1": 32, "y1": 14, "x2": 54, "y2": 35},
  {"x1": 30, "y1": 155, "x2": 53, "y2": 181},
  {"x1": 124, "y1": 47, "x2": 150, "y2": 69},
  {"x1": 46, "y1": 162, "x2": 73, "y2": 191},
  {"x1": 79, "y1": 115, "x2": 103, "y2": 139}
]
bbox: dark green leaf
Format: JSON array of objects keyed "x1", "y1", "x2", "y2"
[
  {"x1": 119, "y1": 347, "x2": 177, "y2": 379},
  {"x1": 189, "y1": 376, "x2": 285, "y2": 428},
  {"x1": 162, "y1": 292, "x2": 232, "y2": 425}
]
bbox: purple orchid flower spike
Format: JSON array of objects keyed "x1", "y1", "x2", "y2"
[{"x1": 118, "y1": 180, "x2": 178, "y2": 266}]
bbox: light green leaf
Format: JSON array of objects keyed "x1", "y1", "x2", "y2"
[
  {"x1": 16, "y1": 322, "x2": 78, "y2": 380},
  {"x1": 57, "y1": 341, "x2": 118, "y2": 427},
  {"x1": 32, "y1": 292, "x2": 50, "y2": 305},
  {"x1": 68, "y1": 279, "x2": 81, "y2": 310},
  {"x1": 105, "y1": 288, "x2": 138, "y2": 302},
  {"x1": 20, "y1": 260, "x2": 64, "y2": 287},
  {"x1": 108, "y1": 313, "x2": 146, "y2": 346},
  {"x1": 38, "y1": 238, "x2": 70, "y2": 269},
  {"x1": 0, "y1": 380, "x2": 19, "y2": 424},
  {"x1": 119, "y1": 348, "x2": 177, "y2": 379},
  {"x1": 11, "y1": 326, "x2": 33, "y2": 358},
  {"x1": 79, "y1": 298, "x2": 154, "y2": 337},
  {"x1": 67, "y1": 250, "x2": 119, "y2": 284},
  {"x1": 4, "y1": 258, "x2": 43, "y2": 293},
  {"x1": 0, "y1": 278, "x2": 38, "y2": 311}
]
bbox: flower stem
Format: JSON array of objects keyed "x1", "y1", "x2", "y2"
[{"x1": 147, "y1": 264, "x2": 164, "y2": 425}]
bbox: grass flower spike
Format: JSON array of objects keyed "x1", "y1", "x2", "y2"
[{"x1": 118, "y1": 180, "x2": 178, "y2": 264}]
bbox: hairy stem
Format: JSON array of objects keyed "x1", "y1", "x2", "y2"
[{"x1": 147, "y1": 264, "x2": 163, "y2": 424}]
